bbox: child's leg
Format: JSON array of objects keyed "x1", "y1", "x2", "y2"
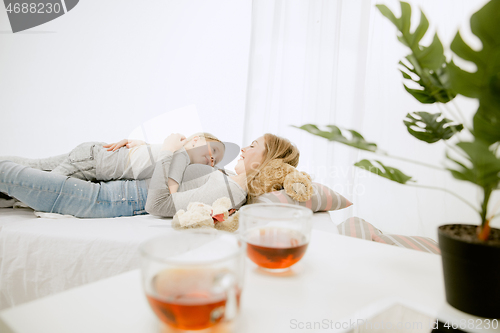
[
  {"x1": 0, "y1": 154, "x2": 68, "y2": 171},
  {"x1": 50, "y1": 142, "x2": 105, "y2": 182}
]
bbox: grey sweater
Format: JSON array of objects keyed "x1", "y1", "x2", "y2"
[
  {"x1": 145, "y1": 150, "x2": 247, "y2": 217},
  {"x1": 96, "y1": 144, "x2": 189, "y2": 184}
]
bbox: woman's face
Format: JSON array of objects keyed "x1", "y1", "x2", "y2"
[
  {"x1": 188, "y1": 137, "x2": 225, "y2": 166},
  {"x1": 235, "y1": 136, "x2": 266, "y2": 175}
]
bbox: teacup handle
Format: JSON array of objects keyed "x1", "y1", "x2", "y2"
[{"x1": 213, "y1": 272, "x2": 238, "y2": 321}]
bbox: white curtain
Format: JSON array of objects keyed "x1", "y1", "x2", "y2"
[{"x1": 243, "y1": 0, "x2": 497, "y2": 240}]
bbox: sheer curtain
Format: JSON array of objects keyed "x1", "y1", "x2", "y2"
[{"x1": 243, "y1": 0, "x2": 496, "y2": 240}]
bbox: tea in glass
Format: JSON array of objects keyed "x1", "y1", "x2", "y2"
[
  {"x1": 245, "y1": 227, "x2": 309, "y2": 269},
  {"x1": 239, "y1": 203, "x2": 313, "y2": 271},
  {"x1": 140, "y1": 230, "x2": 245, "y2": 332}
]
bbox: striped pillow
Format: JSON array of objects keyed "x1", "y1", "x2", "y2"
[
  {"x1": 337, "y1": 217, "x2": 441, "y2": 255},
  {"x1": 248, "y1": 182, "x2": 352, "y2": 212}
]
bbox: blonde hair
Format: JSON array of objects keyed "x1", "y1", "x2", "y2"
[
  {"x1": 185, "y1": 132, "x2": 224, "y2": 147},
  {"x1": 246, "y1": 133, "x2": 300, "y2": 201}
]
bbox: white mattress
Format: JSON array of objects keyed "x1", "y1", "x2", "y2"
[{"x1": 0, "y1": 208, "x2": 336, "y2": 310}]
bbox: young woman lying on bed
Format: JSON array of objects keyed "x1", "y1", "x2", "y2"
[{"x1": 0, "y1": 133, "x2": 299, "y2": 218}]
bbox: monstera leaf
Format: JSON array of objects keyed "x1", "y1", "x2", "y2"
[
  {"x1": 377, "y1": 2, "x2": 456, "y2": 103},
  {"x1": 447, "y1": 0, "x2": 500, "y2": 144},
  {"x1": 354, "y1": 160, "x2": 414, "y2": 184},
  {"x1": 447, "y1": 140, "x2": 500, "y2": 189},
  {"x1": 403, "y1": 111, "x2": 463, "y2": 143},
  {"x1": 291, "y1": 124, "x2": 377, "y2": 152}
]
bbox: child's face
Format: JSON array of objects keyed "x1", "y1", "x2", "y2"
[{"x1": 188, "y1": 137, "x2": 225, "y2": 166}]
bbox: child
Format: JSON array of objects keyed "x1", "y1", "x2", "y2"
[{"x1": 0, "y1": 132, "x2": 226, "y2": 189}]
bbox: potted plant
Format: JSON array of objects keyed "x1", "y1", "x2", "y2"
[{"x1": 293, "y1": 0, "x2": 500, "y2": 318}]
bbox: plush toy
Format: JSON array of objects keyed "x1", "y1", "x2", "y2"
[
  {"x1": 249, "y1": 158, "x2": 313, "y2": 202},
  {"x1": 172, "y1": 197, "x2": 240, "y2": 232}
]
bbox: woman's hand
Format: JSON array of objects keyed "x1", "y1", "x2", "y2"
[
  {"x1": 162, "y1": 133, "x2": 187, "y2": 153},
  {"x1": 103, "y1": 139, "x2": 147, "y2": 151}
]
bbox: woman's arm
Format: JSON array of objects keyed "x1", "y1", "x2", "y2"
[
  {"x1": 145, "y1": 133, "x2": 247, "y2": 217},
  {"x1": 168, "y1": 178, "x2": 179, "y2": 193},
  {"x1": 146, "y1": 170, "x2": 246, "y2": 217},
  {"x1": 145, "y1": 134, "x2": 188, "y2": 215}
]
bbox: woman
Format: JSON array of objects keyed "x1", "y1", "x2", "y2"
[{"x1": 0, "y1": 133, "x2": 299, "y2": 218}]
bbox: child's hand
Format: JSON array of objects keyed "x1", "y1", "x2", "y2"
[
  {"x1": 125, "y1": 139, "x2": 146, "y2": 149},
  {"x1": 104, "y1": 139, "x2": 146, "y2": 151},
  {"x1": 162, "y1": 133, "x2": 187, "y2": 153}
]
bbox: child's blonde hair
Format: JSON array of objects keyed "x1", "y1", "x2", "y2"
[{"x1": 185, "y1": 132, "x2": 224, "y2": 148}]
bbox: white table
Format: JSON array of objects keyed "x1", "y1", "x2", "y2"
[
  {"x1": 0, "y1": 209, "x2": 336, "y2": 310},
  {"x1": 0, "y1": 230, "x2": 498, "y2": 333}
]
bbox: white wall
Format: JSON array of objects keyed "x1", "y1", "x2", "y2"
[{"x1": 0, "y1": 0, "x2": 251, "y2": 160}]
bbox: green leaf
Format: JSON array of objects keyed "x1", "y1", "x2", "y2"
[
  {"x1": 400, "y1": 69, "x2": 412, "y2": 80},
  {"x1": 403, "y1": 84, "x2": 440, "y2": 104},
  {"x1": 377, "y1": 2, "x2": 456, "y2": 104},
  {"x1": 376, "y1": 4, "x2": 400, "y2": 29},
  {"x1": 417, "y1": 34, "x2": 445, "y2": 70},
  {"x1": 403, "y1": 111, "x2": 463, "y2": 143},
  {"x1": 447, "y1": 1, "x2": 500, "y2": 144},
  {"x1": 446, "y1": 140, "x2": 500, "y2": 189},
  {"x1": 472, "y1": 106, "x2": 500, "y2": 144},
  {"x1": 291, "y1": 124, "x2": 378, "y2": 152},
  {"x1": 407, "y1": 5, "x2": 428, "y2": 48},
  {"x1": 354, "y1": 159, "x2": 414, "y2": 184}
]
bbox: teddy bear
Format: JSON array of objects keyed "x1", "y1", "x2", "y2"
[
  {"x1": 172, "y1": 197, "x2": 240, "y2": 232},
  {"x1": 248, "y1": 158, "x2": 313, "y2": 202}
]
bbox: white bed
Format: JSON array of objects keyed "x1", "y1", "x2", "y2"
[{"x1": 0, "y1": 208, "x2": 336, "y2": 310}]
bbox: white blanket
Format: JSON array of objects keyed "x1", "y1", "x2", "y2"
[{"x1": 0, "y1": 208, "x2": 336, "y2": 310}]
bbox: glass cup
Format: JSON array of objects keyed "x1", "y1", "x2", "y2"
[
  {"x1": 140, "y1": 229, "x2": 245, "y2": 333},
  {"x1": 239, "y1": 203, "x2": 313, "y2": 272}
]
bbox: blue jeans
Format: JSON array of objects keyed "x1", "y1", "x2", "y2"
[{"x1": 0, "y1": 161, "x2": 148, "y2": 218}]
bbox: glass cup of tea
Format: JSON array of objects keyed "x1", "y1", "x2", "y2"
[
  {"x1": 239, "y1": 203, "x2": 313, "y2": 272},
  {"x1": 140, "y1": 229, "x2": 245, "y2": 333}
]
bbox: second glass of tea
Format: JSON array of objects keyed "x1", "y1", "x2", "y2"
[{"x1": 239, "y1": 203, "x2": 313, "y2": 272}]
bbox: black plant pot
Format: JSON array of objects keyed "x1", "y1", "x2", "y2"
[{"x1": 438, "y1": 224, "x2": 500, "y2": 319}]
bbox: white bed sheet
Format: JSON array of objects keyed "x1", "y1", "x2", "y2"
[{"x1": 0, "y1": 208, "x2": 336, "y2": 310}]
